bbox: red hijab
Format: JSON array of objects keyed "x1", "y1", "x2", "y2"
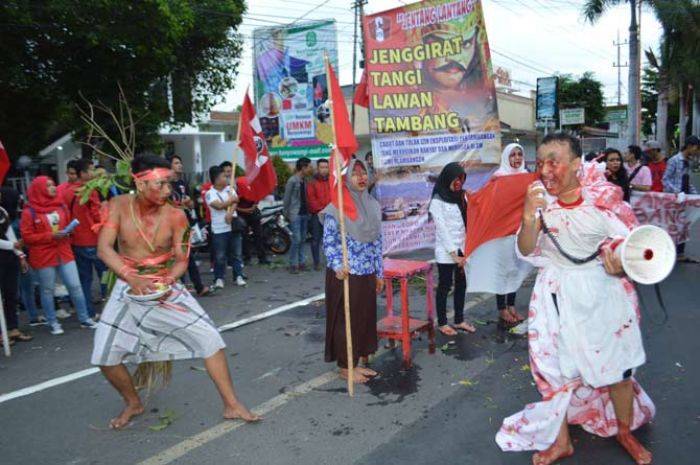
[{"x1": 27, "y1": 176, "x2": 64, "y2": 214}]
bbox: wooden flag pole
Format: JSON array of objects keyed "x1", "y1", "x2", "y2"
[{"x1": 325, "y1": 53, "x2": 354, "y2": 396}]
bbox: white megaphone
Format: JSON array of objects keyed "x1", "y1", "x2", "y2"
[{"x1": 615, "y1": 225, "x2": 676, "y2": 284}]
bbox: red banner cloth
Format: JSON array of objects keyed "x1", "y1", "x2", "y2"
[
  {"x1": 238, "y1": 93, "x2": 277, "y2": 202},
  {"x1": 0, "y1": 140, "x2": 10, "y2": 185},
  {"x1": 353, "y1": 70, "x2": 369, "y2": 108},
  {"x1": 465, "y1": 172, "x2": 537, "y2": 257},
  {"x1": 327, "y1": 60, "x2": 359, "y2": 220}
]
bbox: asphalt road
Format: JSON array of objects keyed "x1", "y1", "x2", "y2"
[{"x1": 1, "y1": 230, "x2": 698, "y2": 465}]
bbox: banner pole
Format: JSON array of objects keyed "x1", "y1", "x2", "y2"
[{"x1": 325, "y1": 53, "x2": 354, "y2": 396}]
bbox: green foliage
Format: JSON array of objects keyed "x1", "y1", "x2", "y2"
[
  {"x1": 0, "y1": 0, "x2": 246, "y2": 158},
  {"x1": 557, "y1": 72, "x2": 606, "y2": 126},
  {"x1": 271, "y1": 155, "x2": 292, "y2": 198}
]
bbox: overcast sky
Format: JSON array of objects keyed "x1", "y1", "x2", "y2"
[{"x1": 213, "y1": 0, "x2": 662, "y2": 113}]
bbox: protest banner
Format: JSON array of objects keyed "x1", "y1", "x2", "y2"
[
  {"x1": 253, "y1": 20, "x2": 338, "y2": 161},
  {"x1": 630, "y1": 191, "x2": 700, "y2": 244},
  {"x1": 363, "y1": 0, "x2": 501, "y2": 253}
]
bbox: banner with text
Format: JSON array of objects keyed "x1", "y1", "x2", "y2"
[
  {"x1": 253, "y1": 20, "x2": 338, "y2": 161},
  {"x1": 363, "y1": 0, "x2": 501, "y2": 253},
  {"x1": 631, "y1": 191, "x2": 700, "y2": 244}
]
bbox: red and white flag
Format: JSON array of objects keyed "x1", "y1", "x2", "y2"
[
  {"x1": 0, "y1": 140, "x2": 10, "y2": 185},
  {"x1": 237, "y1": 93, "x2": 277, "y2": 202},
  {"x1": 326, "y1": 59, "x2": 359, "y2": 220}
]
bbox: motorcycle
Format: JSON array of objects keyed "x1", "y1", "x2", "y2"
[{"x1": 244, "y1": 201, "x2": 292, "y2": 256}]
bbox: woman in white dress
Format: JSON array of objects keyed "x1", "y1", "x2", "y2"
[
  {"x1": 491, "y1": 143, "x2": 529, "y2": 326},
  {"x1": 429, "y1": 163, "x2": 476, "y2": 336}
]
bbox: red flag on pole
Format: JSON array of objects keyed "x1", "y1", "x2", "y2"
[
  {"x1": 0, "y1": 140, "x2": 10, "y2": 185},
  {"x1": 353, "y1": 70, "x2": 369, "y2": 108},
  {"x1": 464, "y1": 172, "x2": 538, "y2": 257},
  {"x1": 326, "y1": 60, "x2": 359, "y2": 220},
  {"x1": 237, "y1": 93, "x2": 278, "y2": 202}
]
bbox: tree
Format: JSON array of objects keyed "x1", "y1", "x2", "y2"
[
  {"x1": 0, "y1": 0, "x2": 245, "y2": 159},
  {"x1": 558, "y1": 72, "x2": 606, "y2": 127},
  {"x1": 584, "y1": 0, "x2": 642, "y2": 145},
  {"x1": 643, "y1": 0, "x2": 700, "y2": 152}
]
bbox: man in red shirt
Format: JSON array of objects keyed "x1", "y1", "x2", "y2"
[
  {"x1": 644, "y1": 140, "x2": 667, "y2": 192},
  {"x1": 56, "y1": 160, "x2": 79, "y2": 199},
  {"x1": 62, "y1": 158, "x2": 107, "y2": 318},
  {"x1": 306, "y1": 158, "x2": 331, "y2": 271}
]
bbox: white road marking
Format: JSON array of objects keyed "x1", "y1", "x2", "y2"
[
  {"x1": 0, "y1": 288, "x2": 491, "y2": 405},
  {"x1": 217, "y1": 293, "x2": 325, "y2": 332},
  {"x1": 0, "y1": 293, "x2": 325, "y2": 405},
  {"x1": 137, "y1": 370, "x2": 338, "y2": 465},
  {"x1": 135, "y1": 292, "x2": 493, "y2": 464},
  {"x1": 0, "y1": 367, "x2": 100, "y2": 404}
]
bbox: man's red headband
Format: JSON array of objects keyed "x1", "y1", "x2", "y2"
[{"x1": 133, "y1": 168, "x2": 173, "y2": 181}]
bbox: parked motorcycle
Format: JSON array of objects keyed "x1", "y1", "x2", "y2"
[{"x1": 244, "y1": 201, "x2": 291, "y2": 256}]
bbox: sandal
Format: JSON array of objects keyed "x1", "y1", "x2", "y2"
[
  {"x1": 454, "y1": 322, "x2": 476, "y2": 333},
  {"x1": 438, "y1": 325, "x2": 458, "y2": 336},
  {"x1": 0, "y1": 337, "x2": 16, "y2": 347},
  {"x1": 9, "y1": 330, "x2": 33, "y2": 342}
]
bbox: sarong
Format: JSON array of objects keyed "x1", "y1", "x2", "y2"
[
  {"x1": 324, "y1": 271, "x2": 378, "y2": 369},
  {"x1": 91, "y1": 279, "x2": 225, "y2": 366}
]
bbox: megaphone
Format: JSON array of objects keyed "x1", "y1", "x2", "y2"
[{"x1": 616, "y1": 225, "x2": 676, "y2": 284}]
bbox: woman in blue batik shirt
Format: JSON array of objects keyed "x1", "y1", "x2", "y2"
[{"x1": 322, "y1": 159, "x2": 383, "y2": 384}]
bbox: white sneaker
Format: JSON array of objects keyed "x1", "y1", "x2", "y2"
[
  {"x1": 55, "y1": 308, "x2": 71, "y2": 319},
  {"x1": 50, "y1": 323, "x2": 64, "y2": 335},
  {"x1": 236, "y1": 276, "x2": 247, "y2": 287},
  {"x1": 214, "y1": 278, "x2": 225, "y2": 289},
  {"x1": 80, "y1": 319, "x2": 99, "y2": 329}
]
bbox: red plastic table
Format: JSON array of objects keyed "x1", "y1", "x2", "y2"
[{"x1": 377, "y1": 258, "x2": 436, "y2": 369}]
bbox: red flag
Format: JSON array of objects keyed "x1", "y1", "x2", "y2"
[
  {"x1": 0, "y1": 140, "x2": 10, "y2": 185},
  {"x1": 464, "y1": 172, "x2": 538, "y2": 257},
  {"x1": 353, "y1": 70, "x2": 369, "y2": 108},
  {"x1": 238, "y1": 93, "x2": 277, "y2": 202},
  {"x1": 326, "y1": 60, "x2": 359, "y2": 220}
]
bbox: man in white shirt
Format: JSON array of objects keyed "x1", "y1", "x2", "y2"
[{"x1": 205, "y1": 165, "x2": 246, "y2": 289}]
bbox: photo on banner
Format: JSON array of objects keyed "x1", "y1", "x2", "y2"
[
  {"x1": 363, "y1": 0, "x2": 502, "y2": 253},
  {"x1": 253, "y1": 20, "x2": 339, "y2": 161}
]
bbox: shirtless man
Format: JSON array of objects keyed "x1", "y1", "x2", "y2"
[{"x1": 92, "y1": 154, "x2": 258, "y2": 429}]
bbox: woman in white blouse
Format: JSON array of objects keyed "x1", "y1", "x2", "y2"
[{"x1": 429, "y1": 163, "x2": 476, "y2": 336}]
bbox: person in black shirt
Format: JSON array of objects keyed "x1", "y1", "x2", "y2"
[{"x1": 168, "y1": 155, "x2": 211, "y2": 296}]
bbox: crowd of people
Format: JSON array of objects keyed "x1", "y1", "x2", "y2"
[
  {"x1": 2, "y1": 132, "x2": 697, "y2": 464},
  {"x1": 0, "y1": 150, "x2": 372, "y2": 344}
]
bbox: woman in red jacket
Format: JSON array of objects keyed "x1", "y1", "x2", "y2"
[{"x1": 20, "y1": 176, "x2": 97, "y2": 335}]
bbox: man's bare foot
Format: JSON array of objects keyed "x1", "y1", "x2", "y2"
[
  {"x1": 532, "y1": 441, "x2": 574, "y2": 465},
  {"x1": 340, "y1": 368, "x2": 369, "y2": 384},
  {"x1": 109, "y1": 402, "x2": 144, "y2": 429},
  {"x1": 223, "y1": 403, "x2": 261, "y2": 422},
  {"x1": 454, "y1": 322, "x2": 476, "y2": 333},
  {"x1": 356, "y1": 366, "x2": 378, "y2": 377},
  {"x1": 438, "y1": 324, "x2": 457, "y2": 336},
  {"x1": 508, "y1": 306, "x2": 525, "y2": 322},
  {"x1": 617, "y1": 431, "x2": 652, "y2": 464}
]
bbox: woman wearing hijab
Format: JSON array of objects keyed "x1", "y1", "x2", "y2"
[
  {"x1": 604, "y1": 147, "x2": 631, "y2": 201},
  {"x1": 0, "y1": 190, "x2": 33, "y2": 345},
  {"x1": 20, "y1": 176, "x2": 97, "y2": 335},
  {"x1": 488, "y1": 143, "x2": 529, "y2": 326},
  {"x1": 428, "y1": 162, "x2": 476, "y2": 336},
  {"x1": 322, "y1": 160, "x2": 383, "y2": 384}
]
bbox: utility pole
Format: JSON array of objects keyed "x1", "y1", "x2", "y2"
[
  {"x1": 351, "y1": 0, "x2": 367, "y2": 131},
  {"x1": 613, "y1": 29, "x2": 628, "y2": 106}
]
